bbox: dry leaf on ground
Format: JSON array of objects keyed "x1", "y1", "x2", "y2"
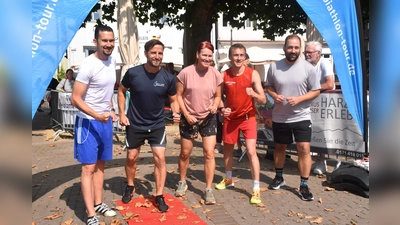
[
  {"x1": 310, "y1": 217, "x2": 323, "y2": 224},
  {"x1": 110, "y1": 219, "x2": 122, "y2": 225},
  {"x1": 260, "y1": 187, "x2": 268, "y2": 192},
  {"x1": 199, "y1": 199, "x2": 205, "y2": 205},
  {"x1": 350, "y1": 220, "x2": 357, "y2": 225},
  {"x1": 44, "y1": 214, "x2": 62, "y2": 220},
  {"x1": 61, "y1": 218, "x2": 73, "y2": 225},
  {"x1": 49, "y1": 144, "x2": 56, "y2": 147},
  {"x1": 203, "y1": 208, "x2": 212, "y2": 213},
  {"x1": 192, "y1": 204, "x2": 201, "y2": 208},
  {"x1": 177, "y1": 215, "x2": 188, "y2": 220},
  {"x1": 318, "y1": 198, "x2": 323, "y2": 204},
  {"x1": 50, "y1": 207, "x2": 60, "y2": 212},
  {"x1": 324, "y1": 208, "x2": 335, "y2": 212},
  {"x1": 159, "y1": 214, "x2": 167, "y2": 222},
  {"x1": 325, "y1": 187, "x2": 335, "y2": 191},
  {"x1": 256, "y1": 203, "x2": 266, "y2": 207},
  {"x1": 113, "y1": 206, "x2": 127, "y2": 211}
]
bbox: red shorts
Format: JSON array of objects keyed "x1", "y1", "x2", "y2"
[{"x1": 222, "y1": 119, "x2": 257, "y2": 144}]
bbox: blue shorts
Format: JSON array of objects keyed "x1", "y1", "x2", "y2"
[{"x1": 74, "y1": 116, "x2": 113, "y2": 164}]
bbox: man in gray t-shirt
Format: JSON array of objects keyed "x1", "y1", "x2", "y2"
[{"x1": 265, "y1": 34, "x2": 320, "y2": 201}]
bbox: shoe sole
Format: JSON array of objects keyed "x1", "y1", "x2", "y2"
[
  {"x1": 299, "y1": 192, "x2": 314, "y2": 201},
  {"x1": 268, "y1": 181, "x2": 286, "y2": 190},
  {"x1": 175, "y1": 185, "x2": 188, "y2": 197},
  {"x1": 215, "y1": 183, "x2": 234, "y2": 190},
  {"x1": 205, "y1": 200, "x2": 216, "y2": 205}
]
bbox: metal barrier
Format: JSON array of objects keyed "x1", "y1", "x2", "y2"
[{"x1": 50, "y1": 91, "x2": 127, "y2": 142}]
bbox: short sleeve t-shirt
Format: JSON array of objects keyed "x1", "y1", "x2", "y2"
[
  {"x1": 177, "y1": 65, "x2": 223, "y2": 119},
  {"x1": 75, "y1": 54, "x2": 116, "y2": 119},
  {"x1": 266, "y1": 58, "x2": 320, "y2": 123}
]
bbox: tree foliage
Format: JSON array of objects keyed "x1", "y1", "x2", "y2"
[{"x1": 83, "y1": 0, "x2": 368, "y2": 65}]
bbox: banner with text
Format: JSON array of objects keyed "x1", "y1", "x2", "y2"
[
  {"x1": 32, "y1": 0, "x2": 98, "y2": 119},
  {"x1": 296, "y1": 0, "x2": 364, "y2": 136}
]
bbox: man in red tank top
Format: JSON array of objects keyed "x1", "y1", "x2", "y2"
[{"x1": 215, "y1": 44, "x2": 266, "y2": 204}]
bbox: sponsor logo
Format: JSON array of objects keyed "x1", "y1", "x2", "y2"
[{"x1": 153, "y1": 81, "x2": 165, "y2": 87}]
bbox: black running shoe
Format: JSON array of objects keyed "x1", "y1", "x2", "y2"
[
  {"x1": 299, "y1": 185, "x2": 314, "y2": 201},
  {"x1": 122, "y1": 185, "x2": 135, "y2": 204},
  {"x1": 156, "y1": 195, "x2": 169, "y2": 212},
  {"x1": 268, "y1": 177, "x2": 286, "y2": 190}
]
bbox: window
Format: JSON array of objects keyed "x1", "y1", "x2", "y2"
[
  {"x1": 222, "y1": 15, "x2": 228, "y2": 27},
  {"x1": 91, "y1": 9, "x2": 101, "y2": 22},
  {"x1": 84, "y1": 47, "x2": 96, "y2": 57}
]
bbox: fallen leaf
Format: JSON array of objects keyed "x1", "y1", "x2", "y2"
[
  {"x1": 193, "y1": 221, "x2": 200, "y2": 224},
  {"x1": 177, "y1": 214, "x2": 187, "y2": 219},
  {"x1": 305, "y1": 215, "x2": 318, "y2": 219},
  {"x1": 159, "y1": 214, "x2": 167, "y2": 222},
  {"x1": 287, "y1": 210, "x2": 296, "y2": 217},
  {"x1": 203, "y1": 208, "x2": 211, "y2": 213},
  {"x1": 270, "y1": 219, "x2": 278, "y2": 224},
  {"x1": 44, "y1": 214, "x2": 62, "y2": 220},
  {"x1": 242, "y1": 216, "x2": 246, "y2": 220},
  {"x1": 151, "y1": 208, "x2": 160, "y2": 213},
  {"x1": 42, "y1": 174, "x2": 49, "y2": 178},
  {"x1": 350, "y1": 221, "x2": 357, "y2": 225},
  {"x1": 110, "y1": 219, "x2": 122, "y2": 225},
  {"x1": 344, "y1": 191, "x2": 349, "y2": 194},
  {"x1": 49, "y1": 144, "x2": 56, "y2": 147},
  {"x1": 199, "y1": 199, "x2": 205, "y2": 205},
  {"x1": 124, "y1": 212, "x2": 133, "y2": 219},
  {"x1": 135, "y1": 202, "x2": 143, "y2": 207},
  {"x1": 260, "y1": 187, "x2": 268, "y2": 192},
  {"x1": 48, "y1": 195, "x2": 54, "y2": 199},
  {"x1": 191, "y1": 204, "x2": 201, "y2": 209},
  {"x1": 140, "y1": 180, "x2": 149, "y2": 184},
  {"x1": 113, "y1": 206, "x2": 126, "y2": 211},
  {"x1": 239, "y1": 195, "x2": 247, "y2": 199},
  {"x1": 207, "y1": 216, "x2": 212, "y2": 220},
  {"x1": 325, "y1": 187, "x2": 335, "y2": 191},
  {"x1": 318, "y1": 198, "x2": 322, "y2": 204},
  {"x1": 61, "y1": 218, "x2": 73, "y2": 225},
  {"x1": 50, "y1": 207, "x2": 60, "y2": 212},
  {"x1": 32, "y1": 165, "x2": 36, "y2": 168},
  {"x1": 167, "y1": 170, "x2": 176, "y2": 173},
  {"x1": 256, "y1": 203, "x2": 266, "y2": 207},
  {"x1": 273, "y1": 191, "x2": 282, "y2": 195},
  {"x1": 297, "y1": 213, "x2": 304, "y2": 219},
  {"x1": 324, "y1": 208, "x2": 335, "y2": 212},
  {"x1": 143, "y1": 201, "x2": 153, "y2": 208},
  {"x1": 32, "y1": 222, "x2": 36, "y2": 225},
  {"x1": 182, "y1": 208, "x2": 187, "y2": 213},
  {"x1": 310, "y1": 217, "x2": 323, "y2": 224}
]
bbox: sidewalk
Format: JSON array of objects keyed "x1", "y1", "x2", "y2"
[{"x1": 32, "y1": 110, "x2": 369, "y2": 225}]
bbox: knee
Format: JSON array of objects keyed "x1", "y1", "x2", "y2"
[
  {"x1": 179, "y1": 151, "x2": 191, "y2": 160},
  {"x1": 126, "y1": 151, "x2": 138, "y2": 163},
  {"x1": 203, "y1": 151, "x2": 214, "y2": 161}
]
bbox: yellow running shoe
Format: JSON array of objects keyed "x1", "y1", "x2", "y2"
[
  {"x1": 215, "y1": 178, "x2": 234, "y2": 190},
  {"x1": 250, "y1": 189, "x2": 262, "y2": 204}
]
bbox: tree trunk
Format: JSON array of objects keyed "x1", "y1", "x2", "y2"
[{"x1": 183, "y1": 0, "x2": 214, "y2": 67}]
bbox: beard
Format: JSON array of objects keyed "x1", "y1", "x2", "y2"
[
  {"x1": 147, "y1": 59, "x2": 161, "y2": 68},
  {"x1": 285, "y1": 52, "x2": 300, "y2": 63}
]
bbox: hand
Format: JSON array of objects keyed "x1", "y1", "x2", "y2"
[
  {"x1": 172, "y1": 112, "x2": 181, "y2": 124},
  {"x1": 185, "y1": 114, "x2": 198, "y2": 125},
  {"x1": 208, "y1": 104, "x2": 218, "y2": 114},
  {"x1": 222, "y1": 107, "x2": 231, "y2": 117},
  {"x1": 111, "y1": 111, "x2": 118, "y2": 122},
  {"x1": 286, "y1": 96, "x2": 300, "y2": 106},
  {"x1": 119, "y1": 114, "x2": 130, "y2": 126},
  {"x1": 97, "y1": 111, "x2": 111, "y2": 123},
  {"x1": 246, "y1": 87, "x2": 254, "y2": 97},
  {"x1": 274, "y1": 94, "x2": 286, "y2": 104}
]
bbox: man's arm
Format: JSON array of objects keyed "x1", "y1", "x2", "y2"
[
  {"x1": 71, "y1": 81, "x2": 109, "y2": 122},
  {"x1": 250, "y1": 70, "x2": 266, "y2": 104},
  {"x1": 286, "y1": 89, "x2": 320, "y2": 106},
  {"x1": 117, "y1": 83, "x2": 130, "y2": 126},
  {"x1": 320, "y1": 75, "x2": 335, "y2": 91}
]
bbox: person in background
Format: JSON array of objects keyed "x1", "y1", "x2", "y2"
[
  {"x1": 118, "y1": 39, "x2": 180, "y2": 212},
  {"x1": 304, "y1": 41, "x2": 335, "y2": 175},
  {"x1": 174, "y1": 41, "x2": 225, "y2": 205},
  {"x1": 56, "y1": 68, "x2": 75, "y2": 92},
  {"x1": 265, "y1": 34, "x2": 320, "y2": 201},
  {"x1": 71, "y1": 25, "x2": 118, "y2": 225},
  {"x1": 166, "y1": 62, "x2": 178, "y2": 76},
  {"x1": 215, "y1": 44, "x2": 266, "y2": 205}
]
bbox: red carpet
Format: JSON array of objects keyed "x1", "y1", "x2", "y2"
[{"x1": 115, "y1": 193, "x2": 208, "y2": 225}]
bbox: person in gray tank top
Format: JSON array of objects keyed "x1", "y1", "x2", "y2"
[{"x1": 265, "y1": 34, "x2": 321, "y2": 201}]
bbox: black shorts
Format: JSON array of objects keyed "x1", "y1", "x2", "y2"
[
  {"x1": 125, "y1": 126, "x2": 166, "y2": 149},
  {"x1": 272, "y1": 120, "x2": 312, "y2": 144},
  {"x1": 179, "y1": 113, "x2": 217, "y2": 139}
]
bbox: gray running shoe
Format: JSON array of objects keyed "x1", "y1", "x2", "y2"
[
  {"x1": 204, "y1": 190, "x2": 216, "y2": 205},
  {"x1": 175, "y1": 181, "x2": 188, "y2": 197}
]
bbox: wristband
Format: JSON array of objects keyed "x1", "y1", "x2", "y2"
[{"x1": 217, "y1": 107, "x2": 224, "y2": 111}]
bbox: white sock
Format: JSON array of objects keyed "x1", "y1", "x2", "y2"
[
  {"x1": 179, "y1": 180, "x2": 186, "y2": 184},
  {"x1": 253, "y1": 180, "x2": 260, "y2": 190},
  {"x1": 226, "y1": 171, "x2": 232, "y2": 179}
]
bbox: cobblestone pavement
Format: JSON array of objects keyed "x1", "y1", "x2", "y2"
[{"x1": 32, "y1": 110, "x2": 369, "y2": 225}]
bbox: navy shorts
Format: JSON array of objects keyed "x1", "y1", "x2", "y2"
[
  {"x1": 74, "y1": 116, "x2": 113, "y2": 164},
  {"x1": 272, "y1": 120, "x2": 312, "y2": 144},
  {"x1": 179, "y1": 113, "x2": 217, "y2": 139},
  {"x1": 125, "y1": 126, "x2": 166, "y2": 149}
]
